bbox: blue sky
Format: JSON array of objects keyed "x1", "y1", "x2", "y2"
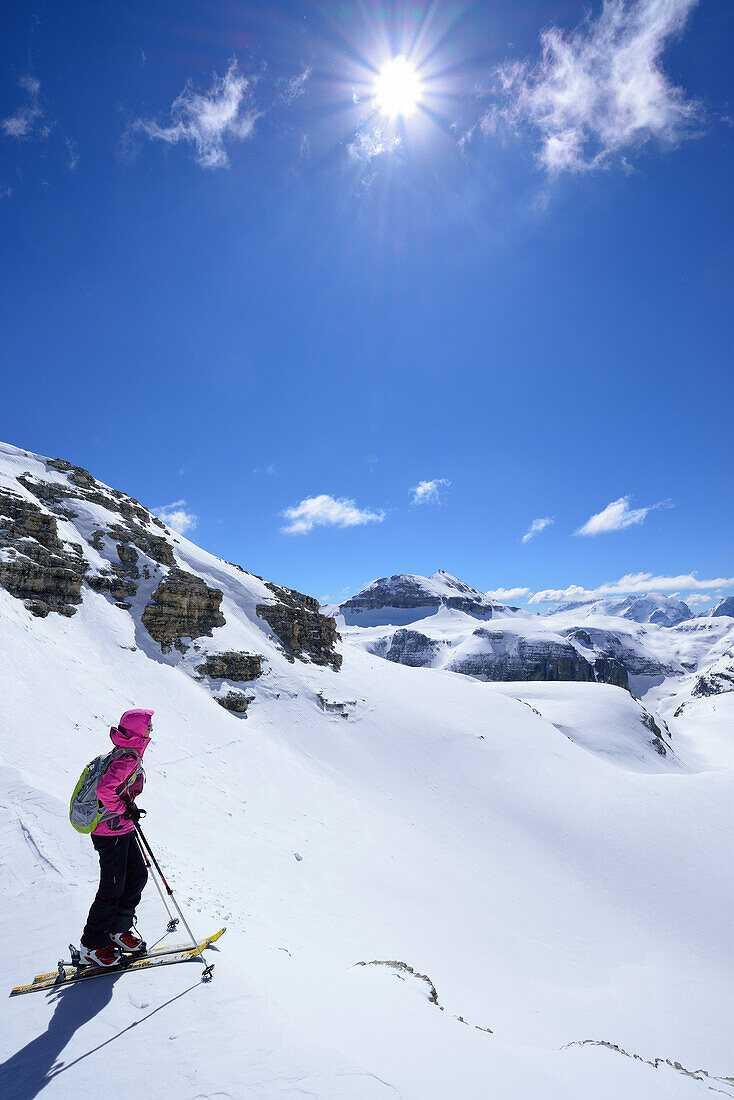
[{"x1": 2, "y1": 0, "x2": 732, "y2": 608}]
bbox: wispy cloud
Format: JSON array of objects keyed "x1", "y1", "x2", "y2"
[
  {"x1": 411, "y1": 478, "x2": 451, "y2": 505},
  {"x1": 488, "y1": 0, "x2": 701, "y2": 174},
  {"x1": 131, "y1": 59, "x2": 257, "y2": 169},
  {"x1": 486, "y1": 587, "x2": 531, "y2": 602},
  {"x1": 575, "y1": 495, "x2": 667, "y2": 536},
  {"x1": 2, "y1": 75, "x2": 48, "y2": 140},
  {"x1": 65, "y1": 137, "x2": 79, "y2": 171},
  {"x1": 685, "y1": 592, "x2": 713, "y2": 606},
  {"x1": 281, "y1": 67, "x2": 312, "y2": 104},
  {"x1": 156, "y1": 500, "x2": 198, "y2": 535},
  {"x1": 253, "y1": 464, "x2": 277, "y2": 476},
  {"x1": 348, "y1": 125, "x2": 400, "y2": 165},
  {"x1": 529, "y1": 572, "x2": 734, "y2": 605},
  {"x1": 522, "y1": 516, "x2": 553, "y2": 543},
  {"x1": 281, "y1": 494, "x2": 385, "y2": 535}
]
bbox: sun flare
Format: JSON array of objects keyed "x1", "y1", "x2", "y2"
[{"x1": 373, "y1": 56, "x2": 423, "y2": 119}]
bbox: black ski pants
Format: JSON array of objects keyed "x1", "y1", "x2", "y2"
[{"x1": 81, "y1": 832, "x2": 148, "y2": 948}]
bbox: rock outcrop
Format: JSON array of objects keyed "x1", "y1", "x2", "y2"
[
  {"x1": 447, "y1": 631, "x2": 596, "y2": 683},
  {"x1": 562, "y1": 626, "x2": 671, "y2": 681},
  {"x1": 641, "y1": 709, "x2": 671, "y2": 755},
  {"x1": 369, "y1": 624, "x2": 633, "y2": 690},
  {"x1": 87, "y1": 540, "x2": 141, "y2": 608},
  {"x1": 0, "y1": 488, "x2": 87, "y2": 616},
  {"x1": 593, "y1": 656, "x2": 630, "y2": 691},
  {"x1": 217, "y1": 690, "x2": 254, "y2": 713},
  {"x1": 257, "y1": 582, "x2": 342, "y2": 671},
  {"x1": 142, "y1": 569, "x2": 226, "y2": 652},
  {"x1": 382, "y1": 629, "x2": 443, "y2": 667},
  {"x1": 16, "y1": 462, "x2": 166, "y2": 533},
  {"x1": 691, "y1": 672, "x2": 734, "y2": 697},
  {"x1": 5, "y1": 460, "x2": 175, "y2": 617},
  {"x1": 691, "y1": 645, "x2": 734, "y2": 698},
  {"x1": 196, "y1": 651, "x2": 264, "y2": 681}
]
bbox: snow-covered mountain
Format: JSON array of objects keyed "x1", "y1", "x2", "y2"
[
  {"x1": 332, "y1": 570, "x2": 522, "y2": 627},
  {"x1": 709, "y1": 595, "x2": 734, "y2": 618},
  {"x1": 331, "y1": 573, "x2": 734, "y2": 708},
  {"x1": 554, "y1": 592, "x2": 693, "y2": 627},
  {"x1": 3, "y1": 441, "x2": 734, "y2": 1099}
]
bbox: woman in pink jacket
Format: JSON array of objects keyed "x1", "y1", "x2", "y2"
[{"x1": 79, "y1": 708, "x2": 153, "y2": 967}]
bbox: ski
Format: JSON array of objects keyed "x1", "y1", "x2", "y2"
[
  {"x1": 30, "y1": 926, "x2": 226, "y2": 985},
  {"x1": 11, "y1": 946, "x2": 210, "y2": 997}
]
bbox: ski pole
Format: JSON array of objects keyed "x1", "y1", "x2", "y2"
[
  {"x1": 136, "y1": 837, "x2": 179, "y2": 932},
  {"x1": 133, "y1": 822, "x2": 214, "y2": 980}
]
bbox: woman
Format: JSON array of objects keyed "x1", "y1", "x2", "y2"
[{"x1": 79, "y1": 708, "x2": 153, "y2": 967}]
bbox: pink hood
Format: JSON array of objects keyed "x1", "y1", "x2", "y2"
[{"x1": 116, "y1": 708, "x2": 154, "y2": 745}]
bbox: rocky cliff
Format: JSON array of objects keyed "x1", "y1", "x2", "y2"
[
  {"x1": 258, "y1": 582, "x2": 342, "y2": 671},
  {"x1": 0, "y1": 447, "x2": 343, "y2": 713},
  {"x1": 141, "y1": 568, "x2": 226, "y2": 653},
  {"x1": 0, "y1": 487, "x2": 87, "y2": 617},
  {"x1": 447, "y1": 631, "x2": 599, "y2": 685}
]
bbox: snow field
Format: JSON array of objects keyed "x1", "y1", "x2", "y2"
[{"x1": 2, "y1": 577, "x2": 734, "y2": 1097}]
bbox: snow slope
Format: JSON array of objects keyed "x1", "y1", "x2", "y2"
[{"x1": 2, "y1": 444, "x2": 734, "y2": 1099}]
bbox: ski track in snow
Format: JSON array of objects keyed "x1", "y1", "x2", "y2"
[{"x1": 17, "y1": 817, "x2": 63, "y2": 878}]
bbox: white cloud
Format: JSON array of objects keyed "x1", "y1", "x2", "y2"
[
  {"x1": 522, "y1": 516, "x2": 553, "y2": 543},
  {"x1": 282, "y1": 494, "x2": 385, "y2": 535},
  {"x1": 348, "y1": 125, "x2": 400, "y2": 164},
  {"x1": 685, "y1": 592, "x2": 713, "y2": 606},
  {"x1": 2, "y1": 75, "x2": 48, "y2": 139},
  {"x1": 282, "y1": 67, "x2": 312, "y2": 104},
  {"x1": 156, "y1": 500, "x2": 198, "y2": 535},
  {"x1": 133, "y1": 59, "x2": 257, "y2": 169},
  {"x1": 491, "y1": 0, "x2": 700, "y2": 173},
  {"x1": 411, "y1": 478, "x2": 451, "y2": 505},
  {"x1": 529, "y1": 572, "x2": 734, "y2": 605},
  {"x1": 575, "y1": 494, "x2": 667, "y2": 536},
  {"x1": 253, "y1": 464, "x2": 277, "y2": 476},
  {"x1": 486, "y1": 587, "x2": 531, "y2": 602}
]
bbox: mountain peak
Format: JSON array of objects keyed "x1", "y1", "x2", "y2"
[{"x1": 338, "y1": 571, "x2": 512, "y2": 627}]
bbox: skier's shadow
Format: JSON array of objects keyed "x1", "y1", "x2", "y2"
[
  {"x1": 0, "y1": 969, "x2": 204, "y2": 1099},
  {"x1": 0, "y1": 974, "x2": 123, "y2": 1100}
]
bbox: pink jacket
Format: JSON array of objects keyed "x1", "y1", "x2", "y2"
[{"x1": 93, "y1": 709, "x2": 153, "y2": 836}]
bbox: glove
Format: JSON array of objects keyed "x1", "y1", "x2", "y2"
[{"x1": 125, "y1": 803, "x2": 146, "y2": 823}]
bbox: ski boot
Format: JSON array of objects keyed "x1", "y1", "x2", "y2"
[{"x1": 110, "y1": 930, "x2": 146, "y2": 954}]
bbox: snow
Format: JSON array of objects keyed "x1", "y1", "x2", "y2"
[
  {"x1": 486, "y1": 680, "x2": 678, "y2": 771},
  {"x1": 2, "y1": 444, "x2": 734, "y2": 1098}
]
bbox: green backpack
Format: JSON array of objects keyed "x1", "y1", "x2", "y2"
[{"x1": 69, "y1": 747, "x2": 142, "y2": 833}]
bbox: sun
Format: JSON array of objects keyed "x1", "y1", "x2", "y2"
[{"x1": 373, "y1": 56, "x2": 423, "y2": 119}]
